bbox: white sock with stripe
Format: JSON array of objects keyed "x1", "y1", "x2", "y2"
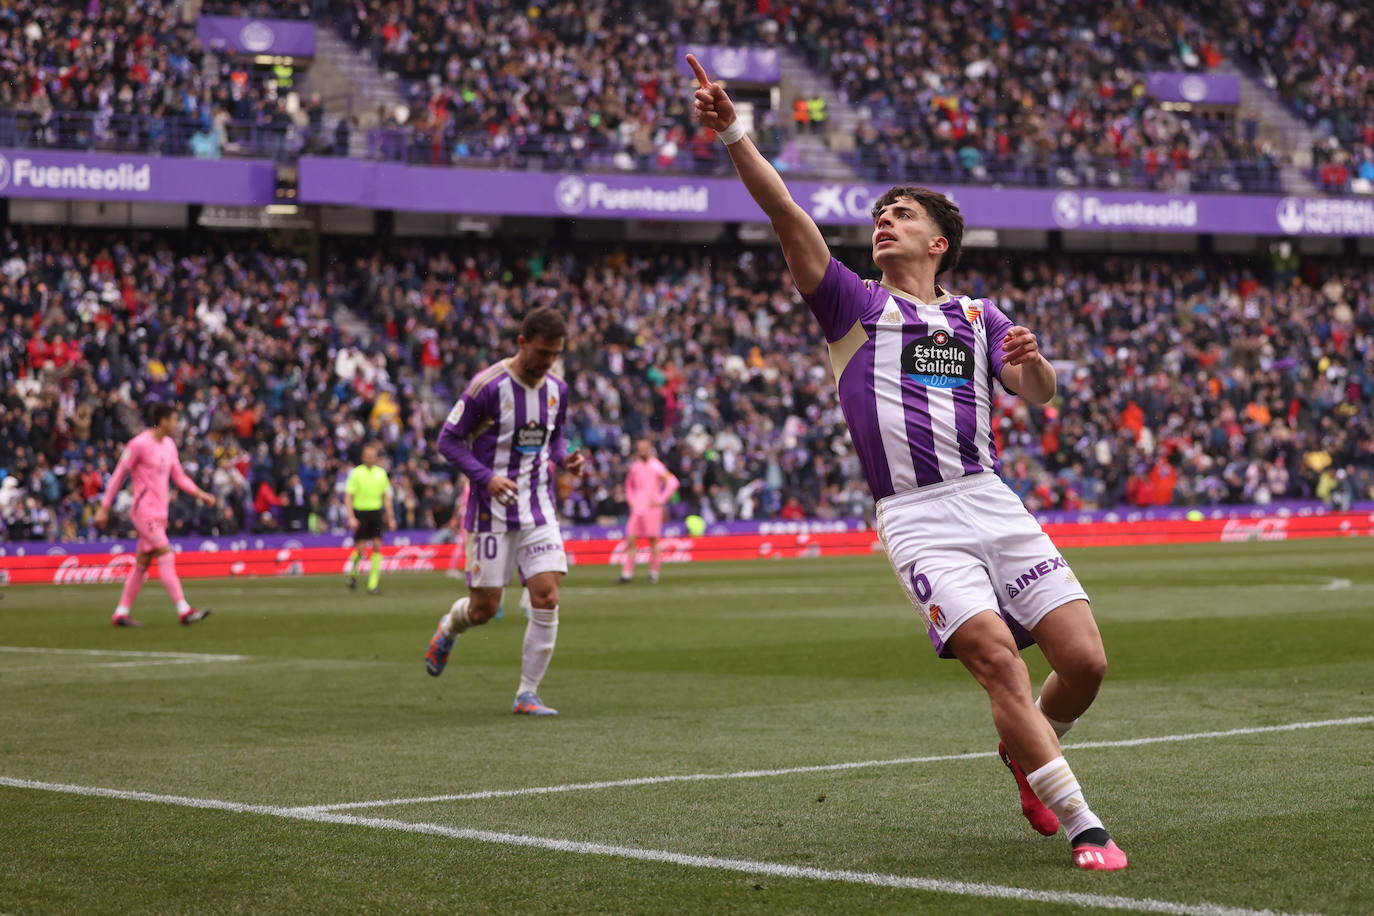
[
  {"x1": 517, "y1": 605, "x2": 558, "y2": 696},
  {"x1": 441, "y1": 597, "x2": 473, "y2": 638},
  {"x1": 1025, "y1": 756, "x2": 1103, "y2": 841}
]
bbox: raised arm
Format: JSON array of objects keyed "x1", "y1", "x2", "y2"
[{"x1": 687, "y1": 54, "x2": 831, "y2": 295}]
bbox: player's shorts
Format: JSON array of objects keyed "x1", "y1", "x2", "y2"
[
  {"x1": 465, "y1": 523, "x2": 567, "y2": 589},
  {"x1": 626, "y1": 508, "x2": 664, "y2": 539},
  {"x1": 354, "y1": 509, "x2": 384, "y2": 541},
  {"x1": 876, "y1": 473, "x2": 1090, "y2": 659},
  {"x1": 132, "y1": 513, "x2": 171, "y2": 554}
]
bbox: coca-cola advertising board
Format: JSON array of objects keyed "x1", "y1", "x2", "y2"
[{"x1": 3, "y1": 511, "x2": 1370, "y2": 586}]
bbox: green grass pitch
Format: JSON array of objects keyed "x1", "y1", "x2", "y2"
[{"x1": 2, "y1": 539, "x2": 1372, "y2": 914}]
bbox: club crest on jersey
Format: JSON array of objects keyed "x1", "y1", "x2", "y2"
[
  {"x1": 514, "y1": 420, "x2": 548, "y2": 454},
  {"x1": 963, "y1": 301, "x2": 982, "y2": 323},
  {"x1": 547, "y1": 394, "x2": 557, "y2": 410},
  {"x1": 927, "y1": 603, "x2": 944, "y2": 628},
  {"x1": 903, "y1": 329, "x2": 975, "y2": 389}
]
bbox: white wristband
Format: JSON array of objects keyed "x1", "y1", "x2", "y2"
[{"x1": 717, "y1": 120, "x2": 746, "y2": 145}]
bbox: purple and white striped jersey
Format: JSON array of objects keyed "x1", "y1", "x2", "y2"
[
  {"x1": 803, "y1": 257, "x2": 1016, "y2": 501},
  {"x1": 437, "y1": 360, "x2": 569, "y2": 533}
]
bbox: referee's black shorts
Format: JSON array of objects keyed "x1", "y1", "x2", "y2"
[{"x1": 354, "y1": 509, "x2": 384, "y2": 540}]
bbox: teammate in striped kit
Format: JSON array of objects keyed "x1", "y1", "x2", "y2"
[
  {"x1": 689, "y1": 54, "x2": 1126, "y2": 871},
  {"x1": 424, "y1": 308, "x2": 584, "y2": 716}
]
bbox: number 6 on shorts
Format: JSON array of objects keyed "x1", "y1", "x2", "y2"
[{"x1": 909, "y1": 568, "x2": 932, "y2": 604}]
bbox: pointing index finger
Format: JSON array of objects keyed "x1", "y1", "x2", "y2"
[{"x1": 686, "y1": 54, "x2": 711, "y2": 90}]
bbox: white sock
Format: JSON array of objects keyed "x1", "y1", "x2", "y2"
[
  {"x1": 517, "y1": 605, "x2": 558, "y2": 696},
  {"x1": 442, "y1": 597, "x2": 473, "y2": 638},
  {"x1": 1025, "y1": 756, "x2": 1104, "y2": 841},
  {"x1": 175, "y1": 599, "x2": 191, "y2": 615},
  {"x1": 1036, "y1": 696, "x2": 1078, "y2": 739},
  {"x1": 114, "y1": 605, "x2": 130, "y2": 617}
]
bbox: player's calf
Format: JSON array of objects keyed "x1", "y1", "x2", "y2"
[{"x1": 998, "y1": 741, "x2": 1059, "y2": 836}]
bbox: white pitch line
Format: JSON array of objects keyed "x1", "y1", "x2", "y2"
[
  {"x1": 0, "y1": 775, "x2": 1321, "y2": 916},
  {"x1": 301, "y1": 715, "x2": 1374, "y2": 813},
  {"x1": 91, "y1": 659, "x2": 205, "y2": 669},
  {"x1": 0, "y1": 646, "x2": 249, "y2": 662}
]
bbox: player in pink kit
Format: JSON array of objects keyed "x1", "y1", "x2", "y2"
[
  {"x1": 446, "y1": 475, "x2": 470, "y2": 580},
  {"x1": 94, "y1": 403, "x2": 216, "y2": 627},
  {"x1": 619, "y1": 438, "x2": 679, "y2": 584}
]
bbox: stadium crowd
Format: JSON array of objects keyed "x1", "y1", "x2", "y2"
[
  {"x1": 1, "y1": 225, "x2": 1370, "y2": 542},
  {"x1": 0, "y1": 0, "x2": 300, "y2": 159},
  {"x1": 5, "y1": 0, "x2": 1351, "y2": 191},
  {"x1": 330, "y1": 0, "x2": 1286, "y2": 189},
  {"x1": 1201, "y1": 0, "x2": 1374, "y2": 194},
  {"x1": 718, "y1": 0, "x2": 1287, "y2": 192}
]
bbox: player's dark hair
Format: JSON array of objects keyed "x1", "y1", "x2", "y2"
[
  {"x1": 148, "y1": 402, "x2": 176, "y2": 426},
  {"x1": 870, "y1": 186, "x2": 964, "y2": 276},
  {"x1": 520, "y1": 307, "x2": 567, "y2": 342}
]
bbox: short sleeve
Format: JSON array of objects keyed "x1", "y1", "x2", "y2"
[
  {"x1": 800, "y1": 258, "x2": 871, "y2": 342},
  {"x1": 981, "y1": 299, "x2": 1016, "y2": 380},
  {"x1": 443, "y1": 387, "x2": 485, "y2": 439}
]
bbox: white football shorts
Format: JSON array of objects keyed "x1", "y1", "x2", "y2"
[
  {"x1": 876, "y1": 473, "x2": 1089, "y2": 658},
  {"x1": 465, "y1": 524, "x2": 567, "y2": 589}
]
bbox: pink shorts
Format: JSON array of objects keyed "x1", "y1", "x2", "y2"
[
  {"x1": 133, "y1": 514, "x2": 170, "y2": 554},
  {"x1": 626, "y1": 509, "x2": 664, "y2": 539}
]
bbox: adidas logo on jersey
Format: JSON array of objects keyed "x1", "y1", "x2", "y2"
[{"x1": 878, "y1": 304, "x2": 903, "y2": 325}]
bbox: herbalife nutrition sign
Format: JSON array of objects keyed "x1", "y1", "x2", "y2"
[{"x1": 0, "y1": 149, "x2": 276, "y2": 205}]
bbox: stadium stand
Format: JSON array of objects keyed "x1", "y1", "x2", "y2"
[
  {"x1": 747, "y1": 0, "x2": 1285, "y2": 191},
  {"x1": 0, "y1": 0, "x2": 1326, "y2": 191},
  {"x1": 2, "y1": 226, "x2": 1370, "y2": 542},
  {"x1": 0, "y1": 0, "x2": 301, "y2": 159},
  {"x1": 1195, "y1": 0, "x2": 1374, "y2": 194}
]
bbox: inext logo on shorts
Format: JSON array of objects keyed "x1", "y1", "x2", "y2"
[{"x1": 1004, "y1": 556, "x2": 1068, "y2": 598}]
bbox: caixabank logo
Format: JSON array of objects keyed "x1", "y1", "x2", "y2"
[{"x1": 0, "y1": 151, "x2": 151, "y2": 194}]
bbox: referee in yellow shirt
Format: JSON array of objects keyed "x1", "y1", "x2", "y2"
[{"x1": 344, "y1": 442, "x2": 395, "y2": 594}]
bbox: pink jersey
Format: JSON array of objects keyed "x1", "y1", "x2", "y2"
[
  {"x1": 455, "y1": 477, "x2": 470, "y2": 529},
  {"x1": 101, "y1": 430, "x2": 199, "y2": 519},
  {"x1": 625, "y1": 457, "x2": 678, "y2": 514}
]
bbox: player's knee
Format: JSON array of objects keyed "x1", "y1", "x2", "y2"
[
  {"x1": 1068, "y1": 648, "x2": 1108, "y2": 687},
  {"x1": 965, "y1": 643, "x2": 1029, "y2": 695},
  {"x1": 529, "y1": 584, "x2": 558, "y2": 609},
  {"x1": 467, "y1": 593, "x2": 501, "y2": 624}
]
